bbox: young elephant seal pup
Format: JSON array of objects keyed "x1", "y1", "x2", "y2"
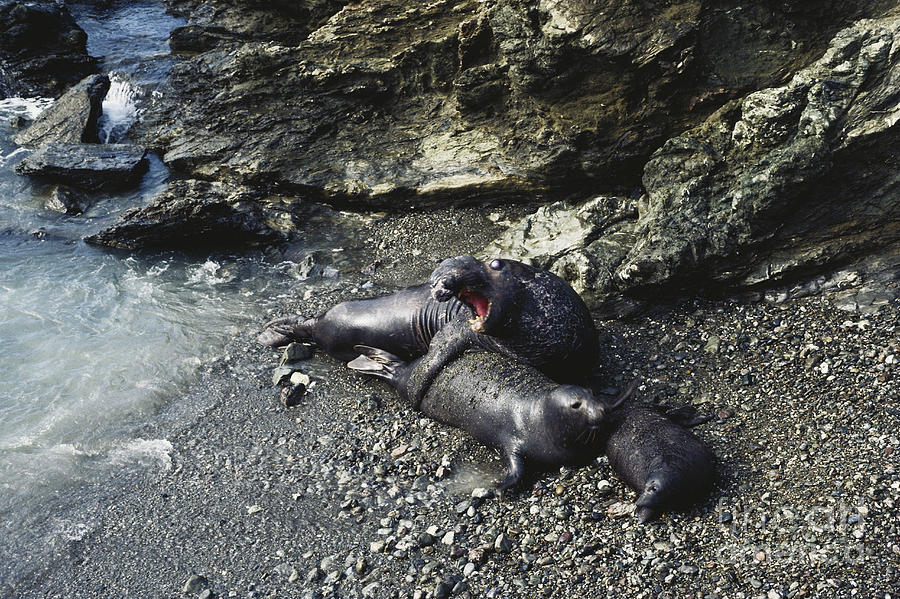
[
  {"x1": 259, "y1": 256, "x2": 599, "y2": 407},
  {"x1": 602, "y1": 405, "x2": 715, "y2": 523},
  {"x1": 349, "y1": 347, "x2": 633, "y2": 492},
  {"x1": 258, "y1": 282, "x2": 465, "y2": 362}
]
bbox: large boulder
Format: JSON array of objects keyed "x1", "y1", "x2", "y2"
[
  {"x1": 485, "y1": 15, "x2": 900, "y2": 312},
  {"x1": 84, "y1": 179, "x2": 302, "y2": 250},
  {"x1": 144, "y1": 0, "x2": 889, "y2": 207},
  {"x1": 13, "y1": 74, "x2": 110, "y2": 146},
  {"x1": 16, "y1": 143, "x2": 148, "y2": 190},
  {"x1": 0, "y1": 0, "x2": 99, "y2": 99},
  {"x1": 482, "y1": 196, "x2": 642, "y2": 315}
]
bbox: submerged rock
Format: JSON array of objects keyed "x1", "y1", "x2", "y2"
[
  {"x1": 16, "y1": 143, "x2": 148, "y2": 190},
  {"x1": 45, "y1": 185, "x2": 92, "y2": 215},
  {"x1": 9, "y1": 115, "x2": 30, "y2": 129},
  {"x1": 13, "y1": 74, "x2": 110, "y2": 146},
  {"x1": 85, "y1": 179, "x2": 301, "y2": 250},
  {"x1": 0, "y1": 0, "x2": 99, "y2": 99}
]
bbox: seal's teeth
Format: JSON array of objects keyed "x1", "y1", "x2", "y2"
[{"x1": 470, "y1": 318, "x2": 485, "y2": 333}]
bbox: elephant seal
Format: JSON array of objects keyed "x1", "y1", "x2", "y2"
[
  {"x1": 259, "y1": 256, "x2": 599, "y2": 406},
  {"x1": 423, "y1": 256, "x2": 598, "y2": 382},
  {"x1": 602, "y1": 406, "x2": 715, "y2": 523},
  {"x1": 258, "y1": 283, "x2": 466, "y2": 362},
  {"x1": 349, "y1": 347, "x2": 634, "y2": 492}
]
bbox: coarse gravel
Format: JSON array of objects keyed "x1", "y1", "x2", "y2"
[{"x1": 11, "y1": 206, "x2": 899, "y2": 599}]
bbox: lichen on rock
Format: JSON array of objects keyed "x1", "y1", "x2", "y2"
[{"x1": 615, "y1": 15, "x2": 900, "y2": 294}]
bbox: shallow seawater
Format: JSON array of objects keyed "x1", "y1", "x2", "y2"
[
  {"x1": 0, "y1": 1, "x2": 315, "y2": 584},
  {"x1": 72, "y1": 0, "x2": 185, "y2": 84}
]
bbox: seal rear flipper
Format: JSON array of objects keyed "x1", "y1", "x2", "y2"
[{"x1": 258, "y1": 314, "x2": 317, "y2": 347}]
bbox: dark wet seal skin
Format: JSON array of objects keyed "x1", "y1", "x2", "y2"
[
  {"x1": 257, "y1": 283, "x2": 467, "y2": 362},
  {"x1": 601, "y1": 405, "x2": 715, "y2": 523},
  {"x1": 349, "y1": 348, "x2": 635, "y2": 492},
  {"x1": 407, "y1": 255, "x2": 599, "y2": 407},
  {"x1": 258, "y1": 256, "x2": 599, "y2": 407}
]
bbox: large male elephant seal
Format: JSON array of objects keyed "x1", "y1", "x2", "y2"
[
  {"x1": 259, "y1": 256, "x2": 599, "y2": 406},
  {"x1": 348, "y1": 347, "x2": 634, "y2": 491},
  {"x1": 602, "y1": 405, "x2": 715, "y2": 523}
]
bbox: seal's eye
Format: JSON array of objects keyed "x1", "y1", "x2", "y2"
[
  {"x1": 570, "y1": 401, "x2": 582, "y2": 410},
  {"x1": 489, "y1": 259, "x2": 503, "y2": 270}
]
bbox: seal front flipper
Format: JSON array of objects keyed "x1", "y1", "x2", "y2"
[
  {"x1": 257, "y1": 314, "x2": 317, "y2": 347},
  {"x1": 664, "y1": 405, "x2": 713, "y2": 428},
  {"x1": 406, "y1": 321, "x2": 477, "y2": 409},
  {"x1": 347, "y1": 346, "x2": 402, "y2": 378},
  {"x1": 496, "y1": 449, "x2": 525, "y2": 494}
]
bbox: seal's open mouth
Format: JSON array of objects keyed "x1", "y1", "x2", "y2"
[{"x1": 458, "y1": 289, "x2": 491, "y2": 332}]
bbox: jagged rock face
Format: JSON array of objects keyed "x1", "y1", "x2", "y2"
[
  {"x1": 619, "y1": 15, "x2": 900, "y2": 292},
  {"x1": 13, "y1": 74, "x2": 110, "y2": 146},
  {"x1": 85, "y1": 180, "x2": 302, "y2": 250},
  {"x1": 0, "y1": 0, "x2": 99, "y2": 99},
  {"x1": 146, "y1": 0, "x2": 890, "y2": 207},
  {"x1": 116, "y1": 0, "x2": 900, "y2": 306},
  {"x1": 485, "y1": 15, "x2": 900, "y2": 313}
]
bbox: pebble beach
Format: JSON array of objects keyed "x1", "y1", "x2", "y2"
[{"x1": 13, "y1": 208, "x2": 899, "y2": 599}]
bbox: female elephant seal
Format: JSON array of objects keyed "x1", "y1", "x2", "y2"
[
  {"x1": 602, "y1": 405, "x2": 715, "y2": 523},
  {"x1": 349, "y1": 348, "x2": 633, "y2": 492},
  {"x1": 260, "y1": 256, "x2": 599, "y2": 406}
]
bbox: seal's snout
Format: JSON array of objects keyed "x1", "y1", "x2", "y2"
[
  {"x1": 583, "y1": 401, "x2": 609, "y2": 429},
  {"x1": 428, "y1": 257, "x2": 466, "y2": 302},
  {"x1": 430, "y1": 279, "x2": 455, "y2": 302},
  {"x1": 635, "y1": 506, "x2": 659, "y2": 524}
]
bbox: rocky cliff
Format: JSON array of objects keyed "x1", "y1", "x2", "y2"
[{"x1": 115, "y1": 0, "x2": 900, "y2": 310}]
